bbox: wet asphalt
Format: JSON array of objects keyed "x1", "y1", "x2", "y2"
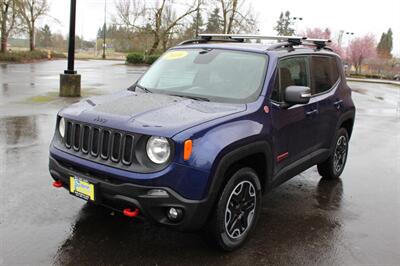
[{"x1": 0, "y1": 60, "x2": 399, "y2": 266}]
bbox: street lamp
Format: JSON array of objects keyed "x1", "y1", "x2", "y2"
[
  {"x1": 102, "y1": 0, "x2": 107, "y2": 59},
  {"x1": 344, "y1": 31, "x2": 355, "y2": 46},
  {"x1": 60, "y1": 0, "x2": 81, "y2": 97},
  {"x1": 292, "y1": 17, "x2": 303, "y2": 35}
]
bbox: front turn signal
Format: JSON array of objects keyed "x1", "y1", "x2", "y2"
[{"x1": 183, "y1": 140, "x2": 193, "y2": 161}]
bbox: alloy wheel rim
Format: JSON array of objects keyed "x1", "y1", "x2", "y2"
[
  {"x1": 224, "y1": 180, "x2": 256, "y2": 239},
  {"x1": 334, "y1": 135, "x2": 347, "y2": 173}
]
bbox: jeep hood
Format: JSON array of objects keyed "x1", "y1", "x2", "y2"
[{"x1": 59, "y1": 90, "x2": 246, "y2": 137}]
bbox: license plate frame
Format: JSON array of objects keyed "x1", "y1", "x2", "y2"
[{"x1": 69, "y1": 176, "x2": 96, "y2": 201}]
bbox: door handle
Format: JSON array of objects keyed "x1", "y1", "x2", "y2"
[
  {"x1": 334, "y1": 99, "x2": 343, "y2": 110},
  {"x1": 306, "y1": 109, "x2": 318, "y2": 116}
]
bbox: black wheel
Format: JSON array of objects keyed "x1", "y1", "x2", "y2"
[
  {"x1": 207, "y1": 167, "x2": 261, "y2": 251},
  {"x1": 318, "y1": 128, "x2": 349, "y2": 179}
]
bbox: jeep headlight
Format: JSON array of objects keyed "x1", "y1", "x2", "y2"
[
  {"x1": 146, "y1": 136, "x2": 171, "y2": 164},
  {"x1": 59, "y1": 117, "x2": 65, "y2": 138}
]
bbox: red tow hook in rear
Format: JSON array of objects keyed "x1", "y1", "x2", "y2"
[
  {"x1": 52, "y1": 180, "x2": 63, "y2": 188},
  {"x1": 123, "y1": 208, "x2": 140, "y2": 218}
]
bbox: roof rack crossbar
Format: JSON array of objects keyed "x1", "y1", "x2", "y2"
[
  {"x1": 302, "y1": 38, "x2": 332, "y2": 49},
  {"x1": 179, "y1": 33, "x2": 333, "y2": 51}
]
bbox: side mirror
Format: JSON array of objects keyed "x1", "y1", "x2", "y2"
[{"x1": 284, "y1": 86, "x2": 311, "y2": 105}]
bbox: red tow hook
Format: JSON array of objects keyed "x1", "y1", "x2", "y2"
[
  {"x1": 123, "y1": 208, "x2": 140, "y2": 218},
  {"x1": 52, "y1": 180, "x2": 63, "y2": 188}
]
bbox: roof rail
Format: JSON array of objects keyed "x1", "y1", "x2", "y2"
[
  {"x1": 178, "y1": 37, "x2": 244, "y2": 45},
  {"x1": 179, "y1": 33, "x2": 333, "y2": 51},
  {"x1": 197, "y1": 33, "x2": 306, "y2": 44}
]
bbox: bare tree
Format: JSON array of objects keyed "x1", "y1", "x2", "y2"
[
  {"x1": 17, "y1": 0, "x2": 49, "y2": 51},
  {"x1": 217, "y1": 0, "x2": 256, "y2": 34},
  {"x1": 115, "y1": 0, "x2": 146, "y2": 30},
  {"x1": 0, "y1": 0, "x2": 18, "y2": 52},
  {"x1": 148, "y1": 0, "x2": 199, "y2": 54}
]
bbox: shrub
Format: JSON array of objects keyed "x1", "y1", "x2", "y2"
[
  {"x1": 146, "y1": 54, "x2": 160, "y2": 64},
  {"x1": 349, "y1": 73, "x2": 385, "y2": 80},
  {"x1": 126, "y1": 52, "x2": 145, "y2": 64},
  {"x1": 126, "y1": 52, "x2": 161, "y2": 65},
  {"x1": 0, "y1": 50, "x2": 65, "y2": 62}
]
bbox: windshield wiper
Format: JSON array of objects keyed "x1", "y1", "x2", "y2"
[
  {"x1": 170, "y1": 94, "x2": 210, "y2": 102},
  {"x1": 135, "y1": 84, "x2": 152, "y2": 93}
]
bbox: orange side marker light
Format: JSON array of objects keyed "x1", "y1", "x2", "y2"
[{"x1": 184, "y1": 140, "x2": 193, "y2": 161}]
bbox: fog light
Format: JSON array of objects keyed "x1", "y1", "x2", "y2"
[
  {"x1": 147, "y1": 189, "x2": 169, "y2": 197},
  {"x1": 167, "y1": 207, "x2": 183, "y2": 222}
]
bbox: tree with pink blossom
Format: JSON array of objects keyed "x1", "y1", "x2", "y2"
[
  {"x1": 305, "y1": 28, "x2": 331, "y2": 39},
  {"x1": 303, "y1": 27, "x2": 345, "y2": 58},
  {"x1": 346, "y1": 34, "x2": 376, "y2": 74}
]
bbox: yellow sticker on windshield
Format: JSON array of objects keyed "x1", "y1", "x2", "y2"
[{"x1": 163, "y1": 51, "x2": 188, "y2": 60}]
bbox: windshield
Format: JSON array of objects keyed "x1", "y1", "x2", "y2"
[{"x1": 138, "y1": 49, "x2": 268, "y2": 103}]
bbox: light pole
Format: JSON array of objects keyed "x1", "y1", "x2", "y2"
[
  {"x1": 195, "y1": 0, "x2": 201, "y2": 37},
  {"x1": 344, "y1": 31, "x2": 354, "y2": 46},
  {"x1": 66, "y1": 0, "x2": 77, "y2": 74},
  {"x1": 102, "y1": 0, "x2": 106, "y2": 59},
  {"x1": 60, "y1": 0, "x2": 81, "y2": 97},
  {"x1": 292, "y1": 17, "x2": 303, "y2": 35}
]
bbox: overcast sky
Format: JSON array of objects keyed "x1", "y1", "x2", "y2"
[{"x1": 45, "y1": 0, "x2": 399, "y2": 55}]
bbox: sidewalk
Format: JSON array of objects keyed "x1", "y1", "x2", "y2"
[{"x1": 347, "y1": 77, "x2": 400, "y2": 86}]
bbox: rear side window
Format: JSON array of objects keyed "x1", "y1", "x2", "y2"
[
  {"x1": 311, "y1": 56, "x2": 339, "y2": 94},
  {"x1": 271, "y1": 56, "x2": 310, "y2": 102}
]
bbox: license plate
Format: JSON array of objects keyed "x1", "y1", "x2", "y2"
[{"x1": 70, "y1": 176, "x2": 95, "y2": 201}]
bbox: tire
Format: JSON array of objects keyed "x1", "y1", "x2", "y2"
[
  {"x1": 206, "y1": 167, "x2": 262, "y2": 251},
  {"x1": 317, "y1": 128, "x2": 349, "y2": 179}
]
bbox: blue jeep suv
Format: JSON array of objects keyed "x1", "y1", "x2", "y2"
[{"x1": 49, "y1": 34, "x2": 355, "y2": 250}]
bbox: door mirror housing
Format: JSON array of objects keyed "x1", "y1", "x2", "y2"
[{"x1": 284, "y1": 86, "x2": 311, "y2": 105}]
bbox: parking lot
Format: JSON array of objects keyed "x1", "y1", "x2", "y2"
[{"x1": 0, "y1": 60, "x2": 399, "y2": 265}]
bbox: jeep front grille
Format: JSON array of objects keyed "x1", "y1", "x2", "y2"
[{"x1": 63, "y1": 120, "x2": 136, "y2": 166}]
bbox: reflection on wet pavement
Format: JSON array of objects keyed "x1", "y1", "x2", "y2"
[
  {"x1": 52, "y1": 172, "x2": 347, "y2": 266},
  {"x1": 0, "y1": 61, "x2": 399, "y2": 265}
]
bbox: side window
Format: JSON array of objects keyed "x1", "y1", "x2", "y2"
[
  {"x1": 311, "y1": 56, "x2": 340, "y2": 94},
  {"x1": 271, "y1": 57, "x2": 310, "y2": 102}
]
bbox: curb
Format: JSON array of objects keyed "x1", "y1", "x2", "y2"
[{"x1": 346, "y1": 78, "x2": 400, "y2": 87}]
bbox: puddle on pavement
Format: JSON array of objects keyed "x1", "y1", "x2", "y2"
[
  {"x1": 23, "y1": 89, "x2": 104, "y2": 104},
  {"x1": 314, "y1": 178, "x2": 343, "y2": 210},
  {"x1": 50, "y1": 169, "x2": 347, "y2": 266},
  {"x1": 357, "y1": 107, "x2": 399, "y2": 117},
  {"x1": 351, "y1": 88, "x2": 368, "y2": 95},
  {"x1": 0, "y1": 116, "x2": 40, "y2": 147}
]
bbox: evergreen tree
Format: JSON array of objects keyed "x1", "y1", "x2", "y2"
[
  {"x1": 206, "y1": 8, "x2": 222, "y2": 33},
  {"x1": 36, "y1": 24, "x2": 52, "y2": 48},
  {"x1": 97, "y1": 25, "x2": 106, "y2": 39},
  {"x1": 274, "y1": 11, "x2": 294, "y2": 36},
  {"x1": 186, "y1": 13, "x2": 205, "y2": 37},
  {"x1": 377, "y1": 28, "x2": 393, "y2": 59}
]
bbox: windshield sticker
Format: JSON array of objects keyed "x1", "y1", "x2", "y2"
[{"x1": 163, "y1": 51, "x2": 188, "y2": 60}]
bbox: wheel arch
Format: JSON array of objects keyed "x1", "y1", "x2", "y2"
[
  {"x1": 339, "y1": 117, "x2": 354, "y2": 138},
  {"x1": 208, "y1": 140, "x2": 274, "y2": 198}
]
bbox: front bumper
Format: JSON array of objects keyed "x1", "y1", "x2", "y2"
[{"x1": 49, "y1": 156, "x2": 212, "y2": 231}]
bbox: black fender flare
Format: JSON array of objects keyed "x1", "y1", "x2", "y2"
[
  {"x1": 207, "y1": 140, "x2": 274, "y2": 203},
  {"x1": 336, "y1": 109, "x2": 355, "y2": 133},
  {"x1": 329, "y1": 109, "x2": 356, "y2": 152}
]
